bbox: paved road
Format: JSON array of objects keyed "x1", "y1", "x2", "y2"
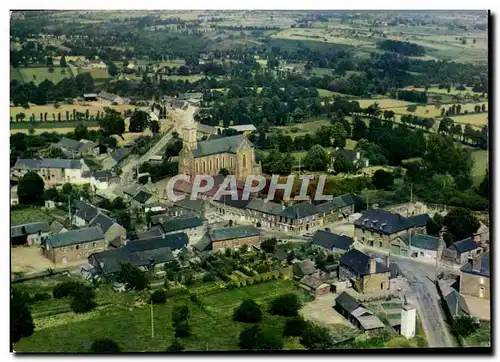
[
  {"x1": 120, "y1": 106, "x2": 197, "y2": 183},
  {"x1": 363, "y1": 247, "x2": 456, "y2": 348}
]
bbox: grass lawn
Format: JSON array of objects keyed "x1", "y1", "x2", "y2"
[
  {"x1": 10, "y1": 206, "x2": 66, "y2": 226},
  {"x1": 272, "y1": 118, "x2": 330, "y2": 138},
  {"x1": 165, "y1": 74, "x2": 204, "y2": 82},
  {"x1": 471, "y1": 149, "x2": 488, "y2": 186},
  {"x1": 10, "y1": 67, "x2": 24, "y2": 82},
  {"x1": 451, "y1": 113, "x2": 488, "y2": 127},
  {"x1": 390, "y1": 103, "x2": 488, "y2": 118},
  {"x1": 77, "y1": 67, "x2": 110, "y2": 80},
  {"x1": 14, "y1": 279, "x2": 308, "y2": 352},
  {"x1": 17, "y1": 67, "x2": 72, "y2": 85}
]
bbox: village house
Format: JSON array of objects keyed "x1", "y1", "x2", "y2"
[
  {"x1": 11, "y1": 222, "x2": 50, "y2": 246},
  {"x1": 242, "y1": 198, "x2": 284, "y2": 228},
  {"x1": 90, "y1": 171, "x2": 117, "y2": 191},
  {"x1": 88, "y1": 233, "x2": 188, "y2": 276},
  {"x1": 102, "y1": 148, "x2": 130, "y2": 170},
  {"x1": 312, "y1": 230, "x2": 354, "y2": 254},
  {"x1": 98, "y1": 90, "x2": 128, "y2": 105},
  {"x1": 41, "y1": 226, "x2": 106, "y2": 264},
  {"x1": 330, "y1": 148, "x2": 369, "y2": 172},
  {"x1": 442, "y1": 237, "x2": 482, "y2": 265},
  {"x1": 72, "y1": 200, "x2": 100, "y2": 227},
  {"x1": 339, "y1": 249, "x2": 391, "y2": 294},
  {"x1": 299, "y1": 274, "x2": 331, "y2": 296},
  {"x1": 209, "y1": 225, "x2": 261, "y2": 251},
  {"x1": 12, "y1": 158, "x2": 91, "y2": 187},
  {"x1": 334, "y1": 292, "x2": 385, "y2": 332},
  {"x1": 53, "y1": 137, "x2": 97, "y2": 158},
  {"x1": 89, "y1": 213, "x2": 127, "y2": 248},
  {"x1": 460, "y1": 251, "x2": 489, "y2": 300},
  {"x1": 277, "y1": 202, "x2": 322, "y2": 234},
  {"x1": 227, "y1": 124, "x2": 258, "y2": 136},
  {"x1": 314, "y1": 194, "x2": 357, "y2": 222},
  {"x1": 395, "y1": 233, "x2": 445, "y2": 260},
  {"x1": 473, "y1": 222, "x2": 490, "y2": 249},
  {"x1": 354, "y1": 209, "x2": 430, "y2": 250},
  {"x1": 50, "y1": 220, "x2": 69, "y2": 234},
  {"x1": 178, "y1": 116, "x2": 262, "y2": 182},
  {"x1": 158, "y1": 216, "x2": 206, "y2": 243}
]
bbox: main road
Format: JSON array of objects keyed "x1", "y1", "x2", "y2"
[{"x1": 120, "y1": 105, "x2": 197, "y2": 183}]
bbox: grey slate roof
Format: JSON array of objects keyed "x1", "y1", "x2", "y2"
[
  {"x1": 401, "y1": 233, "x2": 441, "y2": 251},
  {"x1": 300, "y1": 275, "x2": 326, "y2": 289},
  {"x1": 45, "y1": 226, "x2": 104, "y2": 248},
  {"x1": 191, "y1": 135, "x2": 249, "y2": 158},
  {"x1": 127, "y1": 232, "x2": 189, "y2": 252},
  {"x1": 354, "y1": 209, "x2": 424, "y2": 235},
  {"x1": 273, "y1": 245, "x2": 289, "y2": 261},
  {"x1": 11, "y1": 222, "x2": 50, "y2": 238},
  {"x1": 315, "y1": 194, "x2": 356, "y2": 214},
  {"x1": 451, "y1": 237, "x2": 479, "y2": 254},
  {"x1": 133, "y1": 190, "x2": 153, "y2": 204},
  {"x1": 407, "y1": 213, "x2": 431, "y2": 228},
  {"x1": 98, "y1": 90, "x2": 117, "y2": 101},
  {"x1": 210, "y1": 225, "x2": 260, "y2": 242},
  {"x1": 73, "y1": 200, "x2": 99, "y2": 223},
  {"x1": 136, "y1": 227, "x2": 163, "y2": 239},
  {"x1": 295, "y1": 260, "x2": 317, "y2": 275},
  {"x1": 460, "y1": 251, "x2": 489, "y2": 278},
  {"x1": 280, "y1": 202, "x2": 320, "y2": 219},
  {"x1": 56, "y1": 137, "x2": 82, "y2": 151},
  {"x1": 340, "y1": 249, "x2": 390, "y2": 276},
  {"x1": 160, "y1": 217, "x2": 203, "y2": 234},
  {"x1": 335, "y1": 291, "x2": 361, "y2": 313},
  {"x1": 89, "y1": 213, "x2": 116, "y2": 233},
  {"x1": 92, "y1": 171, "x2": 113, "y2": 182},
  {"x1": 14, "y1": 158, "x2": 82, "y2": 170},
  {"x1": 192, "y1": 233, "x2": 213, "y2": 252},
  {"x1": 245, "y1": 199, "x2": 284, "y2": 215},
  {"x1": 178, "y1": 92, "x2": 203, "y2": 100},
  {"x1": 111, "y1": 148, "x2": 130, "y2": 163},
  {"x1": 444, "y1": 290, "x2": 470, "y2": 316},
  {"x1": 174, "y1": 198, "x2": 204, "y2": 213},
  {"x1": 312, "y1": 230, "x2": 354, "y2": 251}
]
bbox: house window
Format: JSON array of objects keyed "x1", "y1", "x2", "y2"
[
  {"x1": 230, "y1": 157, "x2": 233, "y2": 168},
  {"x1": 243, "y1": 154, "x2": 247, "y2": 168},
  {"x1": 216, "y1": 158, "x2": 219, "y2": 170},
  {"x1": 196, "y1": 162, "x2": 199, "y2": 173},
  {"x1": 209, "y1": 159, "x2": 213, "y2": 171},
  {"x1": 379, "y1": 242, "x2": 382, "y2": 247},
  {"x1": 76, "y1": 245, "x2": 79, "y2": 250}
]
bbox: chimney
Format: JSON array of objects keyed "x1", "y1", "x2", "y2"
[
  {"x1": 369, "y1": 257, "x2": 376, "y2": 274},
  {"x1": 472, "y1": 256, "x2": 481, "y2": 273}
]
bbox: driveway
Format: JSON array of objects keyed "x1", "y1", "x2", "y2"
[{"x1": 299, "y1": 293, "x2": 351, "y2": 329}]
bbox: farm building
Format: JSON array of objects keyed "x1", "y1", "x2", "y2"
[
  {"x1": 293, "y1": 259, "x2": 318, "y2": 279},
  {"x1": 299, "y1": 274, "x2": 330, "y2": 296},
  {"x1": 442, "y1": 237, "x2": 482, "y2": 265},
  {"x1": 209, "y1": 225, "x2": 261, "y2": 251},
  {"x1": 331, "y1": 148, "x2": 369, "y2": 171},
  {"x1": 314, "y1": 194, "x2": 357, "y2": 222},
  {"x1": 334, "y1": 292, "x2": 385, "y2": 332},
  {"x1": 158, "y1": 216, "x2": 206, "y2": 242},
  {"x1": 460, "y1": 251, "x2": 490, "y2": 300},
  {"x1": 83, "y1": 93, "x2": 98, "y2": 101},
  {"x1": 394, "y1": 233, "x2": 444, "y2": 260},
  {"x1": 11, "y1": 221, "x2": 50, "y2": 246},
  {"x1": 41, "y1": 226, "x2": 107, "y2": 264},
  {"x1": 12, "y1": 158, "x2": 91, "y2": 187}
]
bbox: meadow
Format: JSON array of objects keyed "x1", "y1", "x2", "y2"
[
  {"x1": 14, "y1": 279, "x2": 309, "y2": 352},
  {"x1": 390, "y1": 102, "x2": 488, "y2": 119},
  {"x1": 10, "y1": 104, "x2": 137, "y2": 120},
  {"x1": 471, "y1": 149, "x2": 488, "y2": 186},
  {"x1": 11, "y1": 67, "x2": 75, "y2": 85},
  {"x1": 402, "y1": 86, "x2": 486, "y2": 96},
  {"x1": 357, "y1": 99, "x2": 415, "y2": 109}
]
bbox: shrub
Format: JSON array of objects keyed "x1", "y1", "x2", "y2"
[
  {"x1": 70, "y1": 284, "x2": 96, "y2": 314},
  {"x1": 452, "y1": 315, "x2": 480, "y2": 337},
  {"x1": 238, "y1": 325, "x2": 284, "y2": 350},
  {"x1": 269, "y1": 293, "x2": 301, "y2": 317},
  {"x1": 150, "y1": 289, "x2": 167, "y2": 304},
  {"x1": 233, "y1": 299, "x2": 263, "y2": 323},
  {"x1": 203, "y1": 273, "x2": 216, "y2": 283},
  {"x1": 284, "y1": 317, "x2": 307, "y2": 337},
  {"x1": 166, "y1": 339, "x2": 185, "y2": 352},
  {"x1": 53, "y1": 281, "x2": 79, "y2": 298},
  {"x1": 300, "y1": 322, "x2": 335, "y2": 349},
  {"x1": 174, "y1": 321, "x2": 191, "y2": 338},
  {"x1": 32, "y1": 292, "x2": 51, "y2": 302},
  {"x1": 90, "y1": 339, "x2": 121, "y2": 353}
]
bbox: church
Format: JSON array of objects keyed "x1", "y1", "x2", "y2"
[{"x1": 178, "y1": 119, "x2": 262, "y2": 181}]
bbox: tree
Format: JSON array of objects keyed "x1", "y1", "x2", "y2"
[
  {"x1": 283, "y1": 316, "x2": 307, "y2": 337},
  {"x1": 150, "y1": 120, "x2": 160, "y2": 134},
  {"x1": 107, "y1": 61, "x2": 118, "y2": 76},
  {"x1": 18, "y1": 171, "x2": 44, "y2": 205},
  {"x1": 129, "y1": 110, "x2": 150, "y2": 132},
  {"x1": 74, "y1": 123, "x2": 88, "y2": 140},
  {"x1": 11, "y1": 289, "x2": 35, "y2": 345},
  {"x1": 70, "y1": 284, "x2": 96, "y2": 314},
  {"x1": 452, "y1": 315, "x2": 480, "y2": 337},
  {"x1": 60, "y1": 56, "x2": 67, "y2": 68},
  {"x1": 372, "y1": 169, "x2": 394, "y2": 190},
  {"x1": 150, "y1": 289, "x2": 167, "y2": 304},
  {"x1": 443, "y1": 208, "x2": 480, "y2": 241},
  {"x1": 260, "y1": 238, "x2": 278, "y2": 253},
  {"x1": 166, "y1": 339, "x2": 185, "y2": 352},
  {"x1": 172, "y1": 304, "x2": 191, "y2": 338},
  {"x1": 219, "y1": 168, "x2": 230, "y2": 177},
  {"x1": 238, "y1": 325, "x2": 284, "y2": 351},
  {"x1": 352, "y1": 117, "x2": 367, "y2": 140},
  {"x1": 300, "y1": 322, "x2": 335, "y2": 349},
  {"x1": 90, "y1": 339, "x2": 121, "y2": 353},
  {"x1": 269, "y1": 293, "x2": 301, "y2": 317},
  {"x1": 116, "y1": 262, "x2": 149, "y2": 290},
  {"x1": 233, "y1": 299, "x2": 263, "y2": 323},
  {"x1": 426, "y1": 213, "x2": 444, "y2": 235},
  {"x1": 333, "y1": 152, "x2": 355, "y2": 174},
  {"x1": 99, "y1": 107, "x2": 125, "y2": 136},
  {"x1": 478, "y1": 169, "x2": 489, "y2": 198},
  {"x1": 304, "y1": 145, "x2": 329, "y2": 172}
]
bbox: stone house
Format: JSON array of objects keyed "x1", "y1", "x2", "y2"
[
  {"x1": 293, "y1": 260, "x2": 318, "y2": 279},
  {"x1": 334, "y1": 292, "x2": 385, "y2": 332},
  {"x1": 130, "y1": 190, "x2": 157, "y2": 209},
  {"x1": 159, "y1": 216, "x2": 206, "y2": 243},
  {"x1": 339, "y1": 249, "x2": 390, "y2": 294},
  {"x1": 277, "y1": 202, "x2": 323, "y2": 234},
  {"x1": 102, "y1": 148, "x2": 130, "y2": 170},
  {"x1": 354, "y1": 209, "x2": 430, "y2": 250},
  {"x1": 89, "y1": 213, "x2": 127, "y2": 248},
  {"x1": 395, "y1": 233, "x2": 445, "y2": 260},
  {"x1": 73, "y1": 200, "x2": 100, "y2": 227},
  {"x1": 41, "y1": 226, "x2": 106, "y2": 264},
  {"x1": 315, "y1": 194, "x2": 357, "y2": 222},
  {"x1": 127, "y1": 232, "x2": 189, "y2": 258},
  {"x1": 90, "y1": 171, "x2": 116, "y2": 191},
  {"x1": 12, "y1": 158, "x2": 90, "y2": 187},
  {"x1": 299, "y1": 275, "x2": 330, "y2": 296},
  {"x1": 442, "y1": 237, "x2": 482, "y2": 265},
  {"x1": 11, "y1": 222, "x2": 50, "y2": 246},
  {"x1": 312, "y1": 230, "x2": 354, "y2": 254},
  {"x1": 459, "y1": 251, "x2": 490, "y2": 300},
  {"x1": 53, "y1": 137, "x2": 97, "y2": 158},
  {"x1": 209, "y1": 225, "x2": 260, "y2": 251},
  {"x1": 242, "y1": 198, "x2": 284, "y2": 229}
]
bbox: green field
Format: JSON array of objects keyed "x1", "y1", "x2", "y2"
[
  {"x1": 10, "y1": 120, "x2": 100, "y2": 130},
  {"x1": 77, "y1": 67, "x2": 110, "y2": 80},
  {"x1": 10, "y1": 67, "x2": 24, "y2": 82},
  {"x1": 471, "y1": 149, "x2": 488, "y2": 186},
  {"x1": 12, "y1": 67, "x2": 74, "y2": 85},
  {"x1": 403, "y1": 86, "x2": 486, "y2": 96},
  {"x1": 10, "y1": 206, "x2": 66, "y2": 226},
  {"x1": 14, "y1": 279, "x2": 309, "y2": 352}
]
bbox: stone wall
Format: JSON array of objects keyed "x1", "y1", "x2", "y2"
[
  {"x1": 212, "y1": 235, "x2": 260, "y2": 251},
  {"x1": 460, "y1": 272, "x2": 490, "y2": 300},
  {"x1": 44, "y1": 238, "x2": 107, "y2": 264}
]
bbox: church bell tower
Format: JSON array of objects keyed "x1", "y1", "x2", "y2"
[{"x1": 182, "y1": 120, "x2": 198, "y2": 150}]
